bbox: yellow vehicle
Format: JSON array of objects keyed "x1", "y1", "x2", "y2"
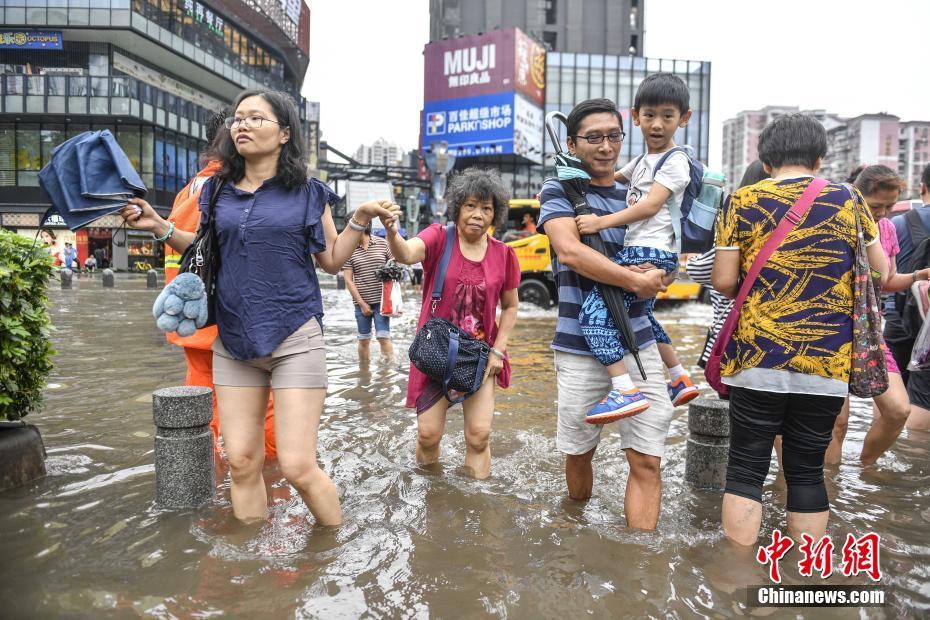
[{"x1": 502, "y1": 198, "x2": 707, "y2": 307}]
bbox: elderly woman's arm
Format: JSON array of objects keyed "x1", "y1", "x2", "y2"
[
  {"x1": 381, "y1": 204, "x2": 427, "y2": 265},
  {"x1": 314, "y1": 200, "x2": 394, "y2": 274},
  {"x1": 484, "y1": 288, "x2": 518, "y2": 381},
  {"x1": 711, "y1": 248, "x2": 740, "y2": 299},
  {"x1": 865, "y1": 239, "x2": 889, "y2": 287}
]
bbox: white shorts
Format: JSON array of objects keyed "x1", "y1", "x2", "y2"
[{"x1": 554, "y1": 346, "x2": 674, "y2": 458}]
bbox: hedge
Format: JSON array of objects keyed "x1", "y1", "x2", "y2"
[{"x1": 0, "y1": 229, "x2": 55, "y2": 421}]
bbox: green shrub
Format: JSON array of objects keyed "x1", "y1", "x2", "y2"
[{"x1": 0, "y1": 229, "x2": 55, "y2": 421}]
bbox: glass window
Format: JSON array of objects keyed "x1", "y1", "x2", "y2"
[
  {"x1": 16, "y1": 124, "x2": 41, "y2": 186},
  {"x1": 117, "y1": 125, "x2": 141, "y2": 173},
  {"x1": 0, "y1": 124, "x2": 14, "y2": 187},
  {"x1": 154, "y1": 128, "x2": 165, "y2": 190},
  {"x1": 40, "y1": 125, "x2": 65, "y2": 167},
  {"x1": 141, "y1": 125, "x2": 154, "y2": 187}
]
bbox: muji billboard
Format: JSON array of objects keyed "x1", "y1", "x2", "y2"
[
  {"x1": 424, "y1": 28, "x2": 545, "y2": 106},
  {"x1": 423, "y1": 28, "x2": 546, "y2": 163}
]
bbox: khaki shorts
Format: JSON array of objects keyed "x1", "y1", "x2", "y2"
[
  {"x1": 212, "y1": 317, "x2": 328, "y2": 389},
  {"x1": 554, "y1": 345, "x2": 674, "y2": 458}
]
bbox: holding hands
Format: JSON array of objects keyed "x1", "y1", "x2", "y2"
[
  {"x1": 378, "y1": 203, "x2": 404, "y2": 234},
  {"x1": 355, "y1": 199, "x2": 396, "y2": 226}
]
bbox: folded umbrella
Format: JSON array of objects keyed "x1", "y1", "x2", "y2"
[
  {"x1": 38, "y1": 129, "x2": 146, "y2": 231},
  {"x1": 545, "y1": 111, "x2": 646, "y2": 379}
]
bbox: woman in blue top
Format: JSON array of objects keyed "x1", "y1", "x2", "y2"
[{"x1": 123, "y1": 90, "x2": 392, "y2": 526}]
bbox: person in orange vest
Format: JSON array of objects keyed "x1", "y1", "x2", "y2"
[{"x1": 138, "y1": 110, "x2": 276, "y2": 457}]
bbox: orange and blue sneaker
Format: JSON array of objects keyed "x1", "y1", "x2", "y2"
[
  {"x1": 668, "y1": 374, "x2": 699, "y2": 407},
  {"x1": 585, "y1": 388, "x2": 650, "y2": 424}
]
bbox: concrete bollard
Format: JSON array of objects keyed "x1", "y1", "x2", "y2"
[
  {"x1": 685, "y1": 395, "x2": 731, "y2": 490},
  {"x1": 336, "y1": 273, "x2": 346, "y2": 290},
  {"x1": 146, "y1": 269, "x2": 158, "y2": 288},
  {"x1": 152, "y1": 386, "x2": 214, "y2": 509},
  {"x1": 60, "y1": 268, "x2": 73, "y2": 289},
  {"x1": 0, "y1": 423, "x2": 47, "y2": 492},
  {"x1": 102, "y1": 268, "x2": 115, "y2": 287}
]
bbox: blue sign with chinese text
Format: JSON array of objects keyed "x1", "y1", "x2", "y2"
[
  {"x1": 0, "y1": 31, "x2": 63, "y2": 50},
  {"x1": 422, "y1": 92, "x2": 516, "y2": 159}
]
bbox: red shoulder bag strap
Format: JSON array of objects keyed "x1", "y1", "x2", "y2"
[{"x1": 711, "y1": 177, "x2": 829, "y2": 358}]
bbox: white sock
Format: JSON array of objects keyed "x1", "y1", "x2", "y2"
[
  {"x1": 667, "y1": 364, "x2": 686, "y2": 381},
  {"x1": 610, "y1": 373, "x2": 636, "y2": 392}
]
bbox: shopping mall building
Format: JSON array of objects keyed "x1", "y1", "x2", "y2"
[{"x1": 0, "y1": 0, "x2": 315, "y2": 270}]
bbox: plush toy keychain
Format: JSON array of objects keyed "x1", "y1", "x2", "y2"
[{"x1": 152, "y1": 272, "x2": 209, "y2": 336}]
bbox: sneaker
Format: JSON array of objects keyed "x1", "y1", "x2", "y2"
[
  {"x1": 585, "y1": 388, "x2": 650, "y2": 424},
  {"x1": 668, "y1": 374, "x2": 699, "y2": 407}
]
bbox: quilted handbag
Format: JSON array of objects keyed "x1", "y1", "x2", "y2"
[
  {"x1": 177, "y1": 179, "x2": 224, "y2": 327},
  {"x1": 408, "y1": 225, "x2": 489, "y2": 404},
  {"x1": 848, "y1": 188, "x2": 889, "y2": 398}
]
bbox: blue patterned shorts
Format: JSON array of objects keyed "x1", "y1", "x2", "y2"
[{"x1": 579, "y1": 246, "x2": 678, "y2": 367}]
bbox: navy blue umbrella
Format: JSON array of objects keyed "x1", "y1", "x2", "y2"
[{"x1": 38, "y1": 130, "x2": 146, "y2": 231}]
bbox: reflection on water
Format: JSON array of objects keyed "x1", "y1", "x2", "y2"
[{"x1": 1, "y1": 274, "x2": 928, "y2": 617}]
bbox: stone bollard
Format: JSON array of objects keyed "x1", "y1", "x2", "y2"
[
  {"x1": 0, "y1": 423, "x2": 47, "y2": 492},
  {"x1": 152, "y1": 386, "x2": 214, "y2": 508},
  {"x1": 146, "y1": 269, "x2": 158, "y2": 288},
  {"x1": 60, "y1": 268, "x2": 73, "y2": 289},
  {"x1": 102, "y1": 268, "x2": 115, "y2": 287},
  {"x1": 336, "y1": 273, "x2": 346, "y2": 290},
  {"x1": 685, "y1": 395, "x2": 731, "y2": 490}
]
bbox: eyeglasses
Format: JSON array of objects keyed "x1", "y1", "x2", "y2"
[
  {"x1": 572, "y1": 131, "x2": 625, "y2": 144},
  {"x1": 224, "y1": 115, "x2": 285, "y2": 130}
]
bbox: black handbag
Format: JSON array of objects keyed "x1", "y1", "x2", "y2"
[
  {"x1": 408, "y1": 225, "x2": 490, "y2": 404},
  {"x1": 177, "y1": 179, "x2": 225, "y2": 327}
]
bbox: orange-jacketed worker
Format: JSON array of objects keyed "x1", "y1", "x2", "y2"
[{"x1": 137, "y1": 110, "x2": 276, "y2": 456}]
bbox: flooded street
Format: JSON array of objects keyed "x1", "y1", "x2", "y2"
[{"x1": 2, "y1": 274, "x2": 929, "y2": 618}]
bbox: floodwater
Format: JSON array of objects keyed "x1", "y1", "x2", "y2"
[{"x1": 1, "y1": 274, "x2": 929, "y2": 619}]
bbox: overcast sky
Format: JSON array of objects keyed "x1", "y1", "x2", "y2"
[{"x1": 303, "y1": 0, "x2": 930, "y2": 170}]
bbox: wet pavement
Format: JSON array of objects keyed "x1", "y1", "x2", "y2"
[{"x1": 1, "y1": 273, "x2": 929, "y2": 618}]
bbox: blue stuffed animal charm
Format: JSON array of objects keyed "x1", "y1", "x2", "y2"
[{"x1": 153, "y1": 272, "x2": 209, "y2": 336}]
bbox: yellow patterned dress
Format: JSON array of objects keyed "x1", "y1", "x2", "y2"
[{"x1": 715, "y1": 177, "x2": 878, "y2": 391}]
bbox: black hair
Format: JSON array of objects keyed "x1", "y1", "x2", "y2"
[
  {"x1": 200, "y1": 106, "x2": 230, "y2": 166},
  {"x1": 445, "y1": 167, "x2": 510, "y2": 230},
  {"x1": 633, "y1": 73, "x2": 690, "y2": 115},
  {"x1": 853, "y1": 164, "x2": 904, "y2": 196},
  {"x1": 738, "y1": 160, "x2": 768, "y2": 189},
  {"x1": 921, "y1": 163, "x2": 930, "y2": 193},
  {"x1": 566, "y1": 98, "x2": 622, "y2": 138},
  {"x1": 845, "y1": 164, "x2": 867, "y2": 185},
  {"x1": 757, "y1": 114, "x2": 827, "y2": 170},
  {"x1": 216, "y1": 89, "x2": 307, "y2": 189}
]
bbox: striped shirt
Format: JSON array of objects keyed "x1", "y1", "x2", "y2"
[
  {"x1": 684, "y1": 248, "x2": 732, "y2": 364},
  {"x1": 538, "y1": 178, "x2": 656, "y2": 356},
  {"x1": 344, "y1": 235, "x2": 392, "y2": 305}
]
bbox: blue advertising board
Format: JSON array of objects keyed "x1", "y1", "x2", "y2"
[
  {"x1": 422, "y1": 91, "x2": 544, "y2": 163},
  {"x1": 0, "y1": 31, "x2": 63, "y2": 50}
]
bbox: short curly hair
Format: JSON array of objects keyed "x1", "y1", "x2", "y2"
[{"x1": 445, "y1": 168, "x2": 510, "y2": 230}]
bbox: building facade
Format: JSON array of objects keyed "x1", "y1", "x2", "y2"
[
  {"x1": 899, "y1": 121, "x2": 930, "y2": 198},
  {"x1": 452, "y1": 52, "x2": 711, "y2": 201},
  {"x1": 0, "y1": 0, "x2": 313, "y2": 270},
  {"x1": 355, "y1": 138, "x2": 403, "y2": 167},
  {"x1": 430, "y1": 0, "x2": 643, "y2": 56}
]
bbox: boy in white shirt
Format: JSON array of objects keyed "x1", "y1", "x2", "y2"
[{"x1": 575, "y1": 73, "x2": 699, "y2": 423}]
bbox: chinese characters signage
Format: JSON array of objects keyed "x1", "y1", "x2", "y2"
[
  {"x1": 0, "y1": 31, "x2": 63, "y2": 50},
  {"x1": 757, "y1": 530, "x2": 882, "y2": 584},
  {"x1": 422, "y1": 28, "x2": 546, "y2": 164},
  {"x1": 183, "y1": 0, "x2": 224, "y2": 37}
]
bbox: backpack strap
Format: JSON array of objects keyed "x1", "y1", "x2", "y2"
[
  {"x1": 904, "y1": 209, "x2": 930, "y2": 271},
  {"x1": 653, "y1": 146, "x2": 690, "y2": 175},
  {"x1": 429, "y1": 224, "x2": 455, "y2": 315}
]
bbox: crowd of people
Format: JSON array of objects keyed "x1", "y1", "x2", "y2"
[{"x1": 117, "y1": 78, "x2": 929, "y2": 547}]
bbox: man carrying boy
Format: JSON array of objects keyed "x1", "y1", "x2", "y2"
[
  {"x1": 538, "y1": 98, "x2": 669, "y2": 529},
  {"x1": 575, "y1": 73, "x2": 699, "y2": 422}
]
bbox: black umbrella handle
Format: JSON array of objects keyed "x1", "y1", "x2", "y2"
[{"x1": 545, "y1": 111, "x2": 568, "y2": 155}]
